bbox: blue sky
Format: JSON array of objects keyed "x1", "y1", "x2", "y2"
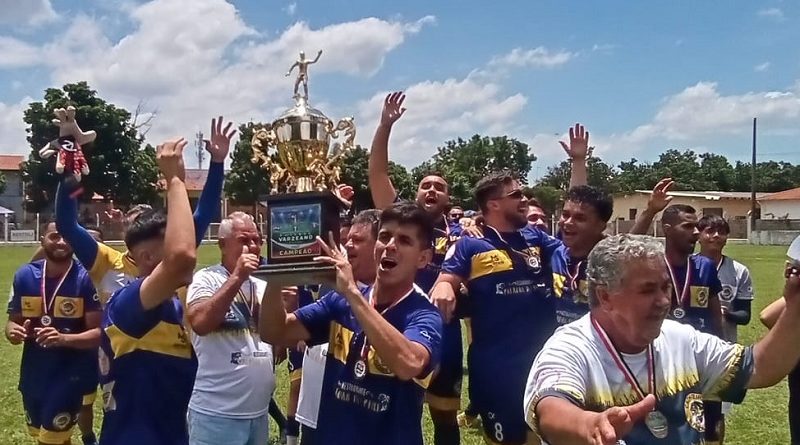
[{"x1": 0, "y1": 0, "x2": 798, "y2": 180}]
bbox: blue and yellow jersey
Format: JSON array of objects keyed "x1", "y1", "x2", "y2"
[
  {"x1": 667, "y1": 254, "x2": 723, "y2": 334},
  {"x1": 8, "y1": 260, "x2": 101, "y2": 397},
  {"x1": 98, "y1": 278, "x2": 197, "y2": 445},
  {"x1": 415, "y1": 218, "x2": 461, "y2": 294},
  {"x1": 551, "y1": 245, "x2": 589, "y2": 326},
  {"x1": 294, "y1": 286, "x2": 443, "y2": 445},
  {"x1": 89, "y1": 243, "x2": 138, "y2": 304}
]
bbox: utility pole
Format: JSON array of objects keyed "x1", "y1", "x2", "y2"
[
  {"x1": 750, "y1": 117, "x2": 757, "y2": 228},
  {"x1": 196, "y1": 131, "x2": 205, "y2": 169}
]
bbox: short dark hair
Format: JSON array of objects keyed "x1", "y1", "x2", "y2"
[
  {"x1": 125, "y1": 209, "x2": 167, "y2": 250},
  {"x1": 41, "y1": 219, "x2": 57, "y2": 234},
  {"x1": 418, "y1": 172, "x2": 449, "y2": 191},
  {"x1": 662, "y1": 204, "x2": 696, "y2": 226},
  {"x1": 566, "y1": 186, "x2": 614, "y2": 223},
  {"x1": 697, "y1": 214, "x2": 730, "y2": 235},
  {"x1": 351, "y1": 209, "x2": 381, "y2": 239},
  {"x1": 379, "y1": 202, "x2": 434, "y2": 249},
  {"x1": 474, "y1": 171, "x2": 517, "y2": 213}
]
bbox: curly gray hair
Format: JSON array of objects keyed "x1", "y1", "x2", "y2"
[{"x1": 586, "y1": 234, "x2": 665, "y2": 307}]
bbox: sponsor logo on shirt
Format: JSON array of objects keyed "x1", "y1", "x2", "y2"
[{"x1": 495, "y1": 279, "x2": 539, "y2": 296}]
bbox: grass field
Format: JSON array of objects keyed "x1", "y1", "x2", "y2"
[{"x1": 0, "y1": 243, "x2": 792, "y2": 444}]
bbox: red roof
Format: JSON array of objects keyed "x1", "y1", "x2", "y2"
[
  {"x1": 0, "y1": 155, "x2": 24, "y2": 171},
  {"x1": 157, "y1": 169, "x2": 209, "y2": 192},
  {"x1": 760, "y1": 187, "x2": 800, "y2": 201}
]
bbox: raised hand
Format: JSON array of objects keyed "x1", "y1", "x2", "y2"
[
  {"x1": 6, "y1": 319, "x2": 30, "y2": 345},
  {"x1": 559, "y1": 123, "x2": 591, "y2": 160},
  {"x1": 784, "y1": 263, "x2": 800, "y2": 305},
  {"x1": 314, "y1": 231, "x2": 357, "y2": 295},
  {"x1": 157, "y1": 138, "x2": 188, "y2": 182},
  {"x1": 204, "y1": 116, "x2": 237, "y2": 163},
  {"x1": 333, "y1": 184, "x2": 355, "y2": 209},
  {"x1": 233, "y1": 245, "x2": 260, "y2": 281},
  {"x1": 647, "y1": 178, "x2": 675, "y2": 214},
  {"x1": 380, "y1": 92, "x2": 406, "y2": 127}
]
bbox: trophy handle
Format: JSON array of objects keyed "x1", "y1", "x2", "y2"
[
  {"x1": 250, "y1": 124, "x2": 276, "y2": 169},
  {"x1": 326, "y1": 117, "x2": 356, "y2": 152}
]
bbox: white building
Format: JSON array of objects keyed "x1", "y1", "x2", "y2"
[{"x1": 759, "y1": 187, "x2": 800, "y2": 220}]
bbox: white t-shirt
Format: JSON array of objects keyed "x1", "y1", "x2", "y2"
[
  {"x1": 295, "y1": 343, "x2": 328, "y2": 428},
  {"x1": 716, "y1": 256, "x2": 754, "y2": 342},
  {"x1": 187, "y1": 264, "x2": 275, "y2": 419},
  {"x1": 524, "y1": 314, "x2": 753, "y2": 445}
]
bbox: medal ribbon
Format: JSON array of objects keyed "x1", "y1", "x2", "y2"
[
  {"x1": 716, "y1": 256, "x2": 725, "y2": 273},
  {"x1": 40, "y1": 260, "x2": 74, "y2": 317},
  {"x1": 566, "y1": 259, "x2": 584, "y2": 291},
  {"x1": 591, "y1": 316, "x2": 657, "y2": 402},
  {"x1": 224, "y1": 265, "x2": 258, "y2": 330},
  {"x1": 666, "y1": 255, "x2": 692, "y2": 310},
  {"x1": 358, "y1": 286, "x2": 413, "y2": 362}
]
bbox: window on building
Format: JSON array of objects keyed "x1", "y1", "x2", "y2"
[
  {"x1": 702, "y1": 207, "x2": 723, "y2": 217},
  {"x1": 629, "y1": 208, "x2": 637, "y2": 221}
]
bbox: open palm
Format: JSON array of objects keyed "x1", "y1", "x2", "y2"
[{"x1": 205, "y1": 116, "x2": 236, "y2": 163}]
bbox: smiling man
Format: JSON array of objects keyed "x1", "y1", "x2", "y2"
[
  {"x1": 525, "y1": 233, "x2": 800, "y2": 445},
  {"x1": 260, "y1": 202, "x2": 443, "y2": 445}
]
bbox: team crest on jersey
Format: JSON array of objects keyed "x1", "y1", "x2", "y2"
[
  {"x1": 720, "y1": 285, "x2": 734, "y2": 302},
  {"x1": 684, "y1": 393, "x2": 705, "y2": 432},
  {"x1": 52, "y1": 412, "x2": 72, "y2": 431},
  {"x1": 60, "y1": 300, "x2": 77, "y2": 316},
  {"x1": 690, "y1": 286, "x2": 709, "y2": 308},
  {"x1": 523, "y1": 248, "x2": 542, "y2": 273}
]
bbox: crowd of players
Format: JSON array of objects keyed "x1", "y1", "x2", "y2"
[{"x1": 5, "y1": 94, "x2": 800, "y2": 445}]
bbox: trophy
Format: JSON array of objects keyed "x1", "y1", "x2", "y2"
[{"x1": 250, "y1": 50, "x2": 356, "y2": 283}]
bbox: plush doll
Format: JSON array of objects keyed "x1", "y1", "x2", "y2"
[{"x1": 38, "y1": 106, "x2": 96, "y2": 195}]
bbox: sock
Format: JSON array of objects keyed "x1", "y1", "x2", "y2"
[
  {"x1": 82, "y1": 432, "x2": 97, "y2": 445},
  {"x1": 269, "y1": 399, "x2": 287, "y2": 430},
  {"x1": 434, "y1": 422, "x2": 460, "y2": 445},
  {"x1": 287, "y1": 416, "x2": 301, "y2": 437}
]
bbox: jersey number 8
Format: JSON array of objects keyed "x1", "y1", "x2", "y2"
[{"x1": 494, "y1": 422, "x2": 504, "y2": 442}]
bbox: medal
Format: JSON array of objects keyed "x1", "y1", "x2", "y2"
[
  {"x1": 645, "y1": 410, "x2": 669, "y2": 439},
  {"x1": 527, "y1": 256, "x2": 539, "y2": 269},
  {"x1": 354, "y1": 359, "x2": 367, "y2": 379},
  {"x1": 40, "y1": 260, "x2": 74, "y2": 326},
  {"x1": 666, "y1": 255, "x2": 692, "y2": 320},
  {"x1": 592, "y1": 316, "x2": 668, "y2": 439}
]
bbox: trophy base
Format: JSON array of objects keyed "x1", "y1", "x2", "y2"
[{"x1": 251, "y1": 262, "x2": 335, "y2": 286}]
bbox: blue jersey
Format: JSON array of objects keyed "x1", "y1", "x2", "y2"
[
  {"x1": 666, "y1": 254, "x2": 723, "y2": 334},
  {"x1": 294, "y1": 285, "x2": 443, "y2": 445},
  {"x1": 8, "y1": 260, "x2": 100, "y2": 396},
  {"x1": 415, "y1": 218, "x2": 460, "y2": 293},
  {"x1": 99, "y1": 278, "x2": 197, "y2": 445},
  {"x1": 551, "y1": 245, "x2": 589, "y2": 326}
]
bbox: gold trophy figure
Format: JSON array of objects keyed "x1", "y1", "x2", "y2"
[{"x1": 251, "y1": 50, "x2": 356, "y2": 283}]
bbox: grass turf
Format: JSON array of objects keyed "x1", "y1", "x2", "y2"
[{"x1": 0, "y1": 244, "x2": 791, "y2": 444}]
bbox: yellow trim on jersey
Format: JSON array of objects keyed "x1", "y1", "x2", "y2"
[
  {"x1": 552, "y1": 273, "x2": 567, "y2": 298},
  {"x1": 20, "y1": 296, "x2": 43, "y2": 318},
  {"x1": 708, "y1": 343, "x2": 745, "y2": 398},
  {"x1": 469, "y1": 249, "x2": 514, "y2": 280},
  {"x1": 435, "y1": 236, "x2": 449, "y2": 254},
  {"x1": 425, "y1": 392, "x2": 461, "y2": 410},
  {"x1": 289, "y1": 369, "x2": 303, "y2": 383},
  {"x1": 690, "y1": 286, "x2": 710, "y2": 308},
  {"x1": 329, "y1": 322, "x2": 355, "y2": 364},
  {"x1": 53, "y1": 296, "x2": 83, "y2": 318},
  {"x1": 90, "y1": 242, "x2": 138, "y2": 304},
  {"x1": 106, "y1": 321, "x2": 193, "y2": 360},
  {"x1": 83, "y1": 389, "x2": 98, "y2": 406},
  {"x1": 39, "y1": 428, "x2": 73, "y2": 444}
]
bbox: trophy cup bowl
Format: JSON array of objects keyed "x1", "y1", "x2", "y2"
[{"x1": 250, "y1": 50, "x2": 355, "y2": 284}]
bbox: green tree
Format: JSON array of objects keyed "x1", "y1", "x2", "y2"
[
  {"x1": 21, "y1": 82, "x2": 158, "y2": 211},
  {"x1": 340, "y1": 146, "x2": 415, "y2": 211},
  {"x1": 411, "y1": 135, "x2": 536, "y2": 208},
  {"x1": 538, "y1": 157, "x2": 619, "y2": 193},
  {"x1": 523, "y1": 184, "x2": 562, "y2": 215},
  {"x1": 614, "y1": 158, "x2": 658, "y2": 192},
  {"x1": 651, "y1": 149, "x2": 713, "y2": 190},
  {"x1": 224, "y1": 123, "x2": 270, "y2": 211},
  {"x1": 698, "y1": 153, "x2": 736, "y2": 191}
]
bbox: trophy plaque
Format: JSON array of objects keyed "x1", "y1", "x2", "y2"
[{"x1": 251, "y1": 50, "x2": 356, "y2": 284}]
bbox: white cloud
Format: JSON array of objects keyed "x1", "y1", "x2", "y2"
[
  {"x1": 0, "y1": 97, "x2": 34, "y2": 155},
  {"x1": 758, "y1": 7, "x2": 784, "y2": 20},
  {"x1": 490, "y1": 46, "x2": 575, "y2": 69},
  {"x1": 0, "y1": 37, "x2": 40, "y2": 68},
  {"x1": 0, "y1": 0, "x2": 56, "y2": 26},
  {"x1": 592, "y1": 43, "x2": 616, "y2": 52},
  {"x1": 285, "y1": 2, "x2": 297, "y2": 16},
  {"x1": 356, "y1": 75, "x2": 528, "y2": 167},
  {"x1": 754, "y1": 62, "x2": 771, "y2": 72}
]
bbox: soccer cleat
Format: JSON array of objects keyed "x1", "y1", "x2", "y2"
[{"x1": 456, "y1": 411, "x2": 481, "y2": 429}]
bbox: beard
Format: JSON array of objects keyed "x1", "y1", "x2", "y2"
[
  {"x1": 505, "y1": 208, "x2": 528, "y2": 230},
  {"x1": 44, "y1": 247, "x2": 73, "y2": 263}
]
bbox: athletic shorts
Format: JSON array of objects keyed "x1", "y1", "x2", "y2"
[
  {"x1": 21, "y1": 382, "x2": 82, "y2": 445},
  {"x1": 704, "y1": 400, "x2": 723, "y2": 441},
  {"x1": 288, "y1": 348, "x2": 304, "y2": 383},
  {"x1": 425, "y1": 319, "x2": 463, "y2": 411},
  {"x1": 469, "y1": 356, "x2": 531, "y2": 445},
  {"x1": 80, "y1": 362, "x2": 99, "y2": 406}
]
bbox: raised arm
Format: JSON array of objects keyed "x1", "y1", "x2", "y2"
[
  {"x1": 55, "y1": 182, "x2": 99, "y2": 269},
  {"x1": 748, "y1": 266, "x2": 800, "y2": 388},
  {"x1": 139, "y1": 139, "x2": 197, "y2": 310},
  {"x1": 629, "y1": 178, "x2": 674, "y2": 235},
  {"x1": 259, "y1": 283, "x2": 312, "y2": 346},
  {"x1": 311, "y1": 50, "x2": 323, "y2": 63},
  {"x1": 194, "y1": 117, "x2": 235, "y2": 244},
  {"x1": 368, "y1": 92, "x2": 405, "y2": 209},
  {"x1": 760, "y1": 297, "x2": 784, "y2": 329},
  {"x1": 559, "y1": 123, "x2": 590, "y2": 189}
]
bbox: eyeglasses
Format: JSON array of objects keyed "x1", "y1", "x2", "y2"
[{"x1": 450, "y1": 213, "x2": 464, "y2": 219}]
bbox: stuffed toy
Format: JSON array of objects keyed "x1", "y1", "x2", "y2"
[{"x1": 38, "y1": 106, "x2": 96, "y2": 195}]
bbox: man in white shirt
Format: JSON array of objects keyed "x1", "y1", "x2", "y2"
[
  {"x1": 186, "y1": 212, "x2": 275, "y2": 445},
  {"x1": 524, "y1": 233, "x2": 800, "y2": 445}
]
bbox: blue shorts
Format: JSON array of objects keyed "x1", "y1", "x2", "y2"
[
  {"x1": 22, "y1": 382, "x2": 82, "y2": 445},
  {"x1": 188, "y1": 409, "x2": 269, "y2": 445},
  {"x1": 425, "y1": 319, "x2": 463, "y2": 411},
  {"x1": 469, "y1": 355, "x2": 532, "y2": 444}
]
